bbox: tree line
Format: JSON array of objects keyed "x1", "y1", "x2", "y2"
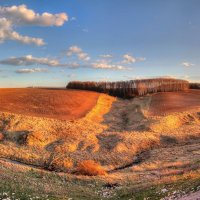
[
  {"x1": 67, "y1": 78, "x2": 189, "y2": 98},
  {"x1": 189, "y1": 83, "x2": 200, "y2": 89}
]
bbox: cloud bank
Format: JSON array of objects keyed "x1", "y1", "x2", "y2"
[
  {"x1": 0, "y1": 54, "x2": 130, "y2": 71},
  {"x1": 0, "y1": 55, "x2": 64, "y2": 66},
  {"x1": 0, "y1": 4, "x2": 68, "y2": 45}
]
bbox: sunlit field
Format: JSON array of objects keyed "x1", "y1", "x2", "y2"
[
  {"x1": 0, "y1": 85, "x2": 200, "y2": 199},
  {"x1": 0, "y1": 88, "x2": 100, "y2": 120}
]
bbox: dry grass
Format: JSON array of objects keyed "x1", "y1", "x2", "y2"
[
  {"x1": 75, "y1": 160, "x2": 107, "y2": 176},
  {"x1": 47, "y1": 156, "x2": 73, "y2": 172},
  {"x1": 150, "y1": 115, "x2": 183, "y2": 132},
  {"x1": 132, "y1": 161, "x2": 191, "y2": 172},
  {"x1": 0, "y1": 90, "x2": 200, "y2": 175},
  {"x1": 85, "y1": 94, "x2": 116, "y2": 123}
]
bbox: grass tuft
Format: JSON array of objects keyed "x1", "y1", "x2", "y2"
[{"x1": 75, "y1": 160, "x2": 107, "y2": 176}]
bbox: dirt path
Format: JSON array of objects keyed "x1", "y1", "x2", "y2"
[{"x1": 102, "y1": 96, "x2": 150, "y2": 132}]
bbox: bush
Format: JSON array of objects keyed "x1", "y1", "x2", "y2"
[{"x1": 75, "y1": 160, "x2": 107, "y2": 176}]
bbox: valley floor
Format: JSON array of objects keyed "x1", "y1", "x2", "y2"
[{"x1": 0, "y1": 90, "x2": 200, "y2": 199}]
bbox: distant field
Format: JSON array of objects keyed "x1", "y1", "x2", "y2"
[
  {"x1": 149, "y1": 90, "x2": 200, "y2": 116},
  {"x1": 0, "y1": 88, "x2": 100, "y2": 120}
]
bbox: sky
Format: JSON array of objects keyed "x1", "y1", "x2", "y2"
[{"x1": 0, "y1": 0, "x2": 200, "y2": 87}]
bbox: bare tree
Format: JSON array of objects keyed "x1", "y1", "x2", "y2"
[{"x1": 66, "y1": 78, "x2": 189, "y2": 98}]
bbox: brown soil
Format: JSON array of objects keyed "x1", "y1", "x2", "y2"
[
  {"x1": 0, "y1": 88, "x2": 100, "y2": 120},
  {"x1": 149, "y1": 90, "x2": 200, "y2": 116}
]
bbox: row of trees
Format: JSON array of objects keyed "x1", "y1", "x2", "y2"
[
  {"x1": 67, "y1": 78, "x2": 189, "y2": 98},
  {"x1": 190, "y1": 83, "x2": 200, "y2": 89}
]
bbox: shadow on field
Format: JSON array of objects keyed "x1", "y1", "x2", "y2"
[
  {"x1": 4, "y1": 130, "x2": 30, "y2": 145},
  {"x1": 101, "y1": 97, "x2": 148, "y2": 132},
  {"x1": 160, "y1": 135, "x2": 178, "y2": 145}
]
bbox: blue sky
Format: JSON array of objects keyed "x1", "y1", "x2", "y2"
[{"x1": 0, "y1": 0, "x2": 200, "y2": 87}]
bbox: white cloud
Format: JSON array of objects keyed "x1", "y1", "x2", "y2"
[
  {"x1": 92, "y1": 62, "x2": 129, "y2": 70},
  {"x1": 0, "y1": 55, "x2": 63, "y2": 66},
  {"x1": 66, "y1": 45, "x2": 90, "y2": 61},
  {"x1": 0, "y1": 4, "x2": 68, "y2": 26},
  {"x1": 0, "y1": 4, "x2": 68, "y2": 45},
  {"x1": 0, "y1": 17, "x2": 45, "y2": 45},
  {"x1": 122, "y1": 54, "x2": 136, "y2": 64},
  {"x1": 77, "y1": 52, "x2": 90, "y2": 61},
  {"x1": 66, "y1": 46, "x2": 82, "y2": 55},
  {"x1": 122, "y1": 54, "x2": 146, "y2": 64},
  {"x1": 182, "y1": 62, "x2": 195, "y2": 67},
  {"x1": 0, "y1": 55, "x2": 129, "y2": 71},
  {"x1": 100, "y1": 54, "x2": 113, "y2": 58},
  {"x1": 16, "y1": 68, "x2": 48, "y2": 73},
  {"x1": 0, "y1": 55, "x2": 82, "y2": 69}
]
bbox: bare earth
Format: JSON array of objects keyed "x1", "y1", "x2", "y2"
[
  {"x1": 0, "y1": 89, "x2": 200, "y2": 199},
  {"x1": 149, "y1": 90, "x2": 200, "y2": 116},
  {"x1": 0, "y1": 88, "x2": 100, "y2": 120}
]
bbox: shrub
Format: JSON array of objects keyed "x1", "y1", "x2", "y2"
[{"x1": 75, "y1": 160, "x2": 107, "y2": 176}]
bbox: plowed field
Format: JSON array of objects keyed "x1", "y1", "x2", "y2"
[
  {"x1": 0, "y1": 88, "x2": 100, "y2": 120},
  {"x1": 149, "y1": 90, "x2": 200, "y2": 116}
]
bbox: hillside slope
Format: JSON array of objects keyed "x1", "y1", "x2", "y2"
[{"x1": 0, "y1": 90, "x2": 200, "y2": 199}]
